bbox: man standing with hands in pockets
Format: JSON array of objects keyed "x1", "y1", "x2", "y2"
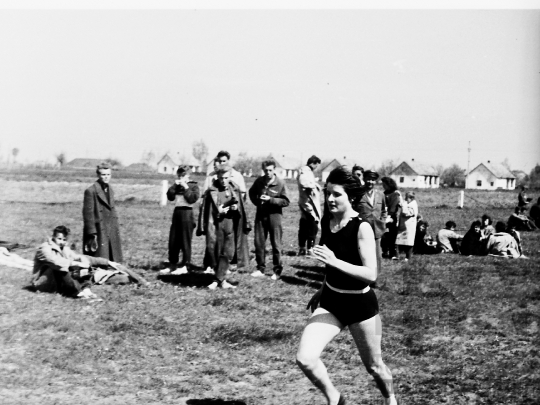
[{"x1": 249, "y1": 159, "x2": 290, "y2": 280}]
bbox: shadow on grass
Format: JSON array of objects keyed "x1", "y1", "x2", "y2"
[
  {"x1": 158, "y1": 272, "x2": 218, "y2": 288},
  {"x1": 187, "y1": 399, "x2": 246, "y2": 405},
  {"x1": 280, "y1": 275, "x2": 321, "y2": 289}
]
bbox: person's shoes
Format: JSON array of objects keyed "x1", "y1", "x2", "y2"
[
  {"x1": 403, "y1": 258, "x2": 409, "y2": 262},
  {"x1": 207, "y1": 281, "x2": 219, "y2": 290},
  {"x1": 298, "y1": 248, "x2": 307, "y2": 256},
  {"x1": 307, "y1": 248, "x2": 315, "y2": 256},
  {"x1": 229, "y1": 264, "x2": 238, "y2": 272},
  {"x1": 221, "y1": 280, "x2": 237, "y2": 289},
  {"x1": 171, "y1": 266, "x2": 188, "y2": 275},
  {"x1": 271, "y1": 273, "x2": 280, "y2": 281},
  {"x1": 159, "y1": 268, "x2": 171, "y2": 275},
  {"x1": 250, "y1": 270, "x2": 265, "y2": 278},
  {"x1": 203, "y1": 267, "x2": 215, "y2": 274},
  {"x1": 391, "y1": 256, "x2": 398, "y2": 260}
]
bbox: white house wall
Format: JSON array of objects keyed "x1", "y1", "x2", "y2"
[{"x1": 390, "y1": 174, "x2": 439, "y2": 189}]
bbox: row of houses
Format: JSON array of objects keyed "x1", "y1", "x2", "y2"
[{"x1": 65, "y1": 156, "x2": 518, "y2": 190}]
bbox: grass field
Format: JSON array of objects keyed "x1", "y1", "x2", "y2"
[{"x1": 0, "y1": 173, "x2": 539, "y2": 405}]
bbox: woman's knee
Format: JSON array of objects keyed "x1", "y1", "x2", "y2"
[
  {"x1": 296, "y1": 351, "x2": 319, "y2": 371},
  {"x1": 364, "y1": 356, "x2": 388, "y2": 376}
]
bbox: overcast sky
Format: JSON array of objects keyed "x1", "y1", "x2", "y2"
[{"x1": 1, "y1": 3, "x2": 539, "y2": 171}]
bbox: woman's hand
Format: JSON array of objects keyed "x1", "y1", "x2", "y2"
[
  {"x1": 311, "y1": 245, "x2": 338, "y2": 267},
  {"x1": 306, "y1": 289, "x2": 322, "y2": 313}
]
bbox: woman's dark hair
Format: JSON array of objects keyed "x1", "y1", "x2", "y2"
[
  {"x1": 352, "y1": 165, "x2": 364, "y2": 173},
  {"x1": 325, "y1": 166, "x2": 365, "y2": 204},
  {"x1": 495, "y1": 221, "x2": 506, "y2": 233},
  {"x1": 470, "y1": 220, "x2": 482, "y2": 230},
  {"x1": 481, "y1": 214, "x2": 492, "y2": 225},
  {"x1": 445, "y1": 220, "x2": 456, "y2": 229},
  {"x1": 176, "y1": 165, "x2": 189, "y2": 176},
  {"x1": 417, "y1": 219, "x2": 429, "y2": 229},
  {"x1": 306, "y1": 155, "x2": 321, "y2": 165},
  {"x1": 53, "y1": 225, "x2": 70, "y2": 237},
  {"x1": 381, "y1": 176, "x2": 398, "y2": 192}
]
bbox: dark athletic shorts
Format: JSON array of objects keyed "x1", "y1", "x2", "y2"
[{"x1": 319, "y1": 284, "x2": 379, "y2": 326}]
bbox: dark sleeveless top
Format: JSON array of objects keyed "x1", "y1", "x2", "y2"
[{"x1": 320, "y1": 215, "x2": 370, "y2": 291}]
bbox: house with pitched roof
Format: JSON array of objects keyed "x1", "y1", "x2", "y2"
[
  {"x1": 466, "y1": 161, "x2": 516, "y2": 190},
  {"x1": 269, "y1": 155, "x2": 302, "y2": 179},
  {"x1": 390, "y1": 159, "x2": 440, "y2": 188},
  {"x1": 320, "y1": 156, "x2": 362, "y2": 182},
  {"x1": 157, "y1": 153, "x2": 205, "y2": 174}
]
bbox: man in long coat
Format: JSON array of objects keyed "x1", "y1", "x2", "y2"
[
  {"x1": 83, "y1": 163, "x2": 123, "y2": 262},
  {"x1": 353, "y1": 170, "x2": 387, "y2": 276},
  {"x1": 198, "y1": 167, "x2": 251, "y2": 289}
]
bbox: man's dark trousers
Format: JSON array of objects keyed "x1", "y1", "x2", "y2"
[
  {"x1": 254, "y1": 212, "x2": 283, "y2": 275},
  {"x1": 298, "y1": 211, "x2": 318, "y2": 250},
  {"x1": 168, "y1": 207, "x2": 194, "y2": 267}
]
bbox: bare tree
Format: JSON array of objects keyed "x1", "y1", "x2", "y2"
[
  {"x1": 55, "y1": 152, "x2": 66, "y2": 167},
  {"x1": 192, "y1": 139, "x2": 209, "y2": 167},
  {"x1": 141, "y1": 150, "x2": 156, "y2": 166},
  {"x1": 377, "y1": 159, "x2": 397, "y2": 177}
]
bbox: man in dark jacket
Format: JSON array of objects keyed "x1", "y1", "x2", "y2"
[
  {"x1": 160, "y1": 165, "x2": 200, "y2": 275},
  {"x1": 249, "y1": 160, "x2": 290, "y2": 280},
  {"x1": 83, "y1": 163, "x2": 123, "y2": 262},
  {"x1": 353, "y1": 170, "x2": 387, "y2": 277},
  {"x1": 200, "y1": 167, "x2": 251, "y2": 289}
]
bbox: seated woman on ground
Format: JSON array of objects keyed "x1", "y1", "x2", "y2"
[
  {"x1": 460, "y1": 220, "x2": 486, "y2": 256},
  {"x1": 413, "y1": 220, "x2": 441, "y2": 255},
  {"x1": 436, "y1": 221, "x2": 463, "y2": 253},
  {"x1": 505, "y1": 223, "x2": 526, "y2": 258},
  {"x1": 486, "y1": 221, "x2": 522, "y2": 258},
  {"x1": 507, "y1": 207, "x2": 538, "y2": 232}
]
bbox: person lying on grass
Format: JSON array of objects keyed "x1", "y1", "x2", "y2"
[{"x1": 296, "y1": 166, "x2": 397, "y2": 405}]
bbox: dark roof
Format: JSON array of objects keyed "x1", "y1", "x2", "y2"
[
  {"x1": 391, "y1": 161, "x2": 439, "y2": 176},
  {"x1": 272, "y1": 155, "x2": 301, "y2": 170},
  {"x1": 65, "y1": 158, "x2": 103, "y2": 168},
  {"x1": 470, "y1": 162, "x2": 515, "y2": 179}
]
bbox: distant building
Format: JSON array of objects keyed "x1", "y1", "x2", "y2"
[
  {"x1": 157, "y1": 153, "x2": 205, "y2": 174},
  {"x1": 65, "y1": 158, "x2": 108, "y2": 170},
  {"x1": 320, "y1": 156, "x2": 360, "y2": 182},
  {"x1": 271, "y1": 155, "x2": 301, "y2": 179},
  {"x1": 466, "y1": 161, "x2": 516, "y2": 190},
  {"x1": 126, "y1": 163, "x2": 154, "y2": 173},
  {"x1": 390, "y1": 160, "x2": 440, "y2": 189}
]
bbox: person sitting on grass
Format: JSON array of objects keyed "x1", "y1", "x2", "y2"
[
  {"x1": 413, "y1": 220, "x2": 441, "y2": 255},
  {"x1": 30, "y1": 225, "x2": 112, "y2": 299},
  {"x1": 436, "y1": 221, "x2": 463, "y2": 253},
  {"x1": 505, "y1": 223, "x2": 526, "y2": 258},
  {"x1": 530, "y1": 197, "x2": 540, "y2": 229},
  {"x1": 507, "y1": 206, "x2": 537, "y2": 232},
  {"x1": 460, "y1": 220, "x2": 485, "y2": 256},
  {"x1": 486, "y1": 221, "x2": 521, "y2": 258}
]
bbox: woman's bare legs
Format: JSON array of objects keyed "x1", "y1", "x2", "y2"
[
  {"x1": 296, "y1": 308, "x2": 344, "y2": 405},
  {"x1": 349, "y1": 314, "x2": 397, "y2": 405}
]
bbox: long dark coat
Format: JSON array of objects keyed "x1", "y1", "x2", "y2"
[
  {"x1": 83, "y1": 181, "x2": 123, "y2": 262},
  {"x1": 197, "y1": 181, "x2": 251, "y2": 269}
]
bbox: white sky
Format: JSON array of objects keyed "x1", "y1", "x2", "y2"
[{"x1": 1, "y1": 2, "x2": 539, "y2": 171}]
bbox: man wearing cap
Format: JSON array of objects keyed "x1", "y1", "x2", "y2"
[
  {"x1": 83, "y1": 163, "x2": 123, "y2": 262},
  {"x1": 353, "y1": 170, "x2": 387, "y2": 278},
  {"x1": 297, "y1": 155, "x2": 322, "y2": 255}
]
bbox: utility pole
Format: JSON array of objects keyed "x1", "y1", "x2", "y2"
[{"x1": 465, "y1": 141, "x2": 471, "y2": 189}]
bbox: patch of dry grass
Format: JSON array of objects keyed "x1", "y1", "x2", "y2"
[{"x1": 1, "y1": 178, "x2": 539, "y2": 404}]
